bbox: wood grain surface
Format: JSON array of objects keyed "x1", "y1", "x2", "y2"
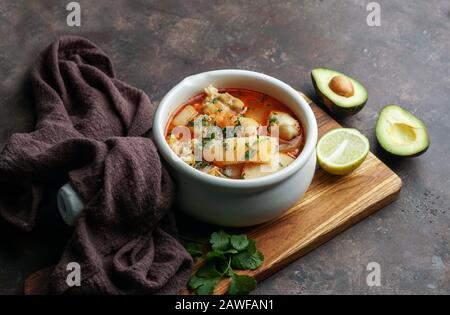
[{"x1": 24, "y1": 94, "x2": 402, "y2": 295}]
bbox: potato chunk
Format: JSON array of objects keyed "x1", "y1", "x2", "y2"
[
  {"x1": 242, "y1": 153, "x2": 295, "y2": 179},
  {"x1": 173, "y1": 105, "x2": 198, "y2": 126},
  {"x1": 203, "y1": 136, "x2": 277, "y2": 167},
  {"x1": 268, "y1": 111, "x2": 300, "y2": 141},
  {"x1": 236, "y1": 117, "x2": 260, "y2": 136}
]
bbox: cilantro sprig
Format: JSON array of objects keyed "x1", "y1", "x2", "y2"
[{"x1": 186, "y1": 230, "x2": 264, "y2": 295}]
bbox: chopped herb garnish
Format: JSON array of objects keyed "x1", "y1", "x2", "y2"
[
  {"x1": 194, "y1": 161, "x2": 210, "y2": 170},
  {"x1": 211, "y1": 98, "x2": 218, "y2": 104},
  {"x1": 187, "y1": 120, "x2": 195, "y2": 127},
  {"x1": 269, "y1": 114, "x2": 279, "y2": 126},
  {"x1": 202, "y1": 138, "x2": 213, "y2": 148},
  {"x1": 279, "y1": 162, "x2": 284, "y2": 168},
  {"x1": 233, "y1": 126, "x2": 243, "y2": 137},
  {"x1": 244, "y1": 149, "x2": 256, "y2": 160}
]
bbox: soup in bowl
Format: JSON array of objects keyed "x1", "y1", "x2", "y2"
[
  {"x1": 165, "y1": 85, "x2": 305, "y2": 180},
  {"x1": 153, "y1": 70, "x2": 318, "y2": 227}
]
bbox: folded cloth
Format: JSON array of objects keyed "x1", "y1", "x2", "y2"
[
  {"x1": 57, "y1": 182, "x2": 85, "y2": 226},
  {"x1": 0, "y1": 36, "x2": 193, "y2": 294}
]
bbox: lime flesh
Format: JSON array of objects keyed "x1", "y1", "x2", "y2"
[{"x1": 317, "y1": 128, "x2": 370, "y2": 175}]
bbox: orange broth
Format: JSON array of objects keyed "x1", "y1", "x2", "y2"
[{"x1": 166, "y1": 88, "x2": 299, "y2": 136}]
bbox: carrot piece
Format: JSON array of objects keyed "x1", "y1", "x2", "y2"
[{"x1": 193, "y1": 102, "x2": 202, "y2": 112}]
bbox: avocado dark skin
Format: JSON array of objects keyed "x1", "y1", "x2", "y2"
[
  {"x1": 311, "y1": 73, "x2": 367, "y2": 117},
  {"x1": 377, "y1": 141, "x2": 429, "y2": 158}
]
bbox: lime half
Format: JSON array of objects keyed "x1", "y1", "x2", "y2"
[{"x1": 317, "y1": 128, "x2": 370, "y2": 175}]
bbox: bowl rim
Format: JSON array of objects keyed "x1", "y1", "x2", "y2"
[{"x1": 153, "y1": 69, "x2": 318, "y2": 189}]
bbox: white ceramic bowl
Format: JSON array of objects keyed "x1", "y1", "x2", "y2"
[{"x1": 153, "y1": 70, "x2": 318, "y2": 227}]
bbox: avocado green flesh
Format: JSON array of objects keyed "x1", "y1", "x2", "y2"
[
  {"x1": 311, "y1": 68, "x2": 368, "y2": 111},
  {"x1": 376, "y1": 105, "x2": 429, "y2": 157}
]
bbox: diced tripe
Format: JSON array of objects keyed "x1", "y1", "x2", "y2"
[
  {"x1": 241, "y1": 153, "x2": 295, "y2": 179},
  {"x1": 268, "y1": 111, "x2": 300, "y2": 141},
  {"x1": 167, "y1": 135, "x2": 195, "y2": 165},
  {"x1": 218, "y1": 92, "x2": 245, "y2": 112},
  {"x1": 203, "y1": 85, "x2": 245, "y2": 113},
  {"x1": 203, "y1": 136, "x2": 277, "y2": 167},
  {"x1": 173, "y1": 105, "x2": 198, "y2": 126}
]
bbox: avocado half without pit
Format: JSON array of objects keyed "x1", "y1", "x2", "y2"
[
  {"x1": 376, "y1": 105, "x2": 429, "y2": 157},
  {"x1": 311, "y1": 68, "x2": 368, "y2": 116}
]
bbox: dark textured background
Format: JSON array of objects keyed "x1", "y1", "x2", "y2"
[{"x1": 0, "y1": 0, "x2": 449, "y2": 294}]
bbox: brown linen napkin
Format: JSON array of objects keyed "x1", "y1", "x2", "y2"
[{"x1": 0, "y1": 36, "x2": 193, "y2": 294}]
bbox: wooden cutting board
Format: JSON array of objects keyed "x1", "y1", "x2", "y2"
[{"x1": 24, "y1": 93, "x2": 402, "y2": 295}]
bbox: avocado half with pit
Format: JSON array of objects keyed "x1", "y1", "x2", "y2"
[
  {"x1": 376, "y1": 105, "x2": 429, "y2": 157},
  {"x1": 311, "y1": 68, "x2": 368, "y2": 116}
]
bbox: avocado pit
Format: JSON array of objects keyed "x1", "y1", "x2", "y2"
[
  {"x1": 329, "y1": 75, "x2": 355, "y2": 98},
  {"x1": 311, "y1": 68, "x2": 368, "y2": 116}
]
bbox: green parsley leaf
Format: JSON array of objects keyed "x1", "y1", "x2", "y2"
[
  {"x1": 185, "y1": 243, "x2": 203, "y2": 257},
  {"x1": 231, "y1": 239, "x2": 264, "y2": 270},
  {"x1": 187, "y1": 231, "x2": 264, "y2": 295},
  {"x1": 210, "y1": 230, "x2": 231, "y2": 251},
  {"x1": 246, "y1": 239, "x2": 257, "y2": 254},
  {"x1": 188, "y1": 275, "x2": 221, "y2": 295},
  {"x1": 197, "y1": 260, "x2": 222, "y2": 278},
  {"x1": 206, "y1": 249, "x2": 238, "y2": 260},
  {"x1": 230, "y1": 235, "x2": 249, "y2": 251},
  {"x1": 231, "y1": 251, "x2": 264, "y2": 270},
  {"x1": 216, "y1": 256, "x2": 232, "y2": 276},
  {"x1": 228, "y1": 274, "x2": 257, "y2": 295}
]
